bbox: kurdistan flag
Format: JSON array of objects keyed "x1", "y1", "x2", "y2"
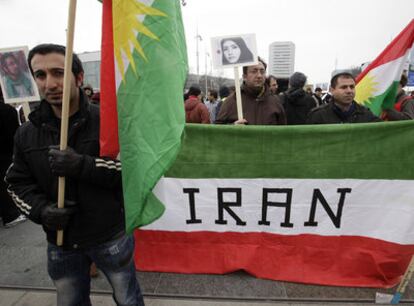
[
  {"x1": 355, "y1": 19, "x2": 414, "y2": 115},
  {"x1": 100, "y1": 0, "x2": 188, "y2": 232},
  {"x1": 135, "y1": 123, "x2": 414, "y2": 288}
]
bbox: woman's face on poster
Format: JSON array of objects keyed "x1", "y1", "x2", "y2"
[{"x1": 222, "y1": 40, "x2": 241, "y2": 64}]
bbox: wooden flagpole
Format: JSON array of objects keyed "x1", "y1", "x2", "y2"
[
  {"x1": 390, "y1": 255, "x2": 414, "y2": 304},
  {"x1": 57, "y1": 0, "x2": 78, "y2": 246}
]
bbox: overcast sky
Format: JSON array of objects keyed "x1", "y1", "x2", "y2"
[{"x1": 1, "y1": 0, "x2": 413, "y2": 84}]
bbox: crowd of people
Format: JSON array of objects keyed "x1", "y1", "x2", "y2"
[
  {"x1": 184, "y1": 57, "x2": 414, "y2": 126},
  {"x1": 1, "y1": 44, "x2": 413, "y2": 306}
]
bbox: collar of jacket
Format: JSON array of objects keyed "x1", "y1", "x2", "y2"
[
  {"x1": 241, "y1": 83, "x2": 267, "y2": 100},
  {"x1": 285, "y1": 87, "x2": 306, "y2": 100},
  {"x1": 331, "y1": 100, "x2": 359, "y2": 118},
  {"x1": 29, "y1": 88, "x2": 90, "y2": 128}
]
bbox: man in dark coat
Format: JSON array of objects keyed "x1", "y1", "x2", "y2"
[
  {"x1": 0, "y1": 89, "x2": 26, "y2": 227},
  {"x1": 216, "y1": 58, "x2": 286, "y2": 125},
  {"x1": 307, "y1": 71, "x2": 381, "y2": 124},
  {"x1": 281, "y1": 72, "x2": 316, "y2": 125},
  {"x1": 5, "y1": 44, "x2": 144, "y2": 306}
]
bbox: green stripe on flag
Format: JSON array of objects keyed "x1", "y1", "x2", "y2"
[
  {"x1": 359, "y1": 81, "x2": 400, "y2": 115},
  {"x1": 165, "y1": 122, "x2": 414, "y2": 180}
]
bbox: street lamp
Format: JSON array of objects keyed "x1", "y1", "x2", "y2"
[
  {"x1": 195, "y1": 29, "x2": 202, "y2": 82},
  {"x1": 205, "y1": 52, "x2": 210, "y2": 96}
]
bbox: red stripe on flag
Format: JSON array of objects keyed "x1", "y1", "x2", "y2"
[
  {"x1": 356, "y1": 19, "x2": 414, "y2": 83},
  {"x1": 134, "y1": 229, "x2": 414, "y2": 288},
  {"x1": 100, "y1": 0, "x2": 119, "y2": 158}
]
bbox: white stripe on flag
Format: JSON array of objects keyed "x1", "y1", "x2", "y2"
[
  {"x1": 365, "y1": 49, "x2": 411, "y2": 96},
  {"x1": 144, "y1": 178, "x2": 414, "y2": 245}
]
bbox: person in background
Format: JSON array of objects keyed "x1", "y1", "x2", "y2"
[
  {"x1": 305, "y1": 86, "x2": 313, "y2": 95},
  {"x1": 6, "y1": 43, "x2": 144, "y2": 306},
  {"x1": 281, "y1": 72, "x2": 316, "y2": 125},
  {"x1": 184, "y1": 85, "x2": 210, "y2": 124},
  {"x1": 216, "y1": 57, "x2": 286, "y2": 125},
  {"x1": 0, "y1": 88, "x2": 26, "y2": 227},
  {"x1": 205, "y1": 89, "x2": 219, "y2": 123},
  {"x1": 214, "y1": 86, "x2": 230, "y2": 122},
  {"x1": 382, "y1": 74, "x2": 414, "y2": 120},
  {"x1": 266, "y1": 75, "x2": 278, "y2": 95},
  {"x1": 83, "y1": 84, "x2": 94, "y2": 100},
  {"x1": 312, "y1": 87, "x2": 324, "y2": 107},
  {"x1": 90, "y1": 91, "x2": 100, "y2": 105}
]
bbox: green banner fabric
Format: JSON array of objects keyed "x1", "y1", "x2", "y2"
[{"x1": 165, "y1": 121, "x2": 414, "y2": 180}]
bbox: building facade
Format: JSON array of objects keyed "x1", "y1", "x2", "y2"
[
  {"x1": 78, "y1": 51, "x2": 101, "y2": 90},
  {"x1": 268, "y1": 41, "x2": 295, "y2": 78},
  {"x1": 78, "y1": 50, "x2": 234, "y2": 94}
]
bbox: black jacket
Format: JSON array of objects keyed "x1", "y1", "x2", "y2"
[
  {"x1": 6, "y1": 91, "x2": 125, "y2": 249},
  {"x1": 281, "y1": 88, "x2": 316, "y2": 125},
  {"x1": 306, "y1": 101, "x2": 382, "y2": 124},
  {"x1": 0, "y1": 101, "x2": 19, "y2": 164}
]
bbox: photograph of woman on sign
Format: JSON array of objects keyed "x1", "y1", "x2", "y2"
[
  {"x1": 0, "y1": 46, "x2": 39, "y2": 104},
  {"x1": 0, "y1": 51, "x2": 34, "y2": 99},
  {"x1": 221, "y1": 37, "x2": 254, "y2": 65}
]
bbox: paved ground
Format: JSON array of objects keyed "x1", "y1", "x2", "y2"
[
  {"x1": 2, "y1": 288, "x2": 404, "y2": 306},
  {"x1": 1, "y1": 220, "x2": 414, "y2": 305}
]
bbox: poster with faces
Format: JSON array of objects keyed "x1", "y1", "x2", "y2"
[
  {"x1": 211, "y1": 33, "x2": 258, "y2": 69},
  {"x1": 0, "y1": 46, "x2": 40, "y2": 104}
]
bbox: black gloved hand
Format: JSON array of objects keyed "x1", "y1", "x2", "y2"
[
  {"x1": 41, "y1": 201, "x2": 78, "y2": 231},
  {"x1": 48, "y1": 145, "x2": 84, "y2": 177}
]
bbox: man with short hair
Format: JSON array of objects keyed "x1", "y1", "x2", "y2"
[
  {"x1": 1, "y1": 53, "x2": 34, "y2": 99},
  {"x1": 312, "y1": 87, "x2": 323, "y2": 107},
  {"x1": 184, "y1": 85, "x2": 210, "y2": 124},
  {"x1": 216, "y1": 58, "x2": 286, "y2": 125},
  {"x1": 307, "y1": 72, "x2": 381, "y2": 124},
  {"x1": 6, "y1": 44, "x2": 144, "y2": 306},
  {"x1": 281, "y1": 71, "x2": 316, "y2": 125},
  {"x1": 205, "y1": 89, "x2": 219, "y2": 123}
]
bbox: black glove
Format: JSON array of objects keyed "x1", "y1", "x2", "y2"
[
  {"x1": 41, "y1": 201, "x2": 78, "y2": 231},
  {"x1": 48, "y1": 145, "x2": 84, "y2": 177}
]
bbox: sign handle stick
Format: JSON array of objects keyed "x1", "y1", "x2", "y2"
[
  {"x1": 234, "y1": 66, "x2": 243, "y2": 121},
  {"x1": 57, "y1": 0, "x2": 77, "y2": 246},
  {"x1": 390, "y1": 255, "x2": 414, "y2": 304},
  {"x1": 21, "y1": 102, "x2": 31, "y2": 122}
]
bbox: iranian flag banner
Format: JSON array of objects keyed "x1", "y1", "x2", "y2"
[
  {"x1": 100, "y1": 0, "x2": 188, "y2": 231},
  {"x1": 135, "y1": 122, "x2": 414, "y2": 288},
  {"x1": 355, "y1": 19, "x2": 414, "y2": 115}
]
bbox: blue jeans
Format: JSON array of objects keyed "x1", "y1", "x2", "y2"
[{"x1": 47, "y1": 234, "x2": 145, "y2": 306}]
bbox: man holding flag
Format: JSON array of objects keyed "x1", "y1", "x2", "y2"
[{"x1": 6, "y1": 44, "x2": 144, "y2": 306}]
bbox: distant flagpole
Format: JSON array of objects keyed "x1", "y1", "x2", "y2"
[{"x1": 57, "y1": 0, "x2": 78, "y2": 246}]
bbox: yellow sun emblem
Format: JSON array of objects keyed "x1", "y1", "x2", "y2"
[
  {"x1": 355, "y1": 73, "x2": 378, "y2": 106},
  {"x1": 113, "y1": 0, "x2": 166, "y2": 79}
]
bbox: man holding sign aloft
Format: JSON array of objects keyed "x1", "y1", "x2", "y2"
[{"x1": 216, "y1": 57, "x2": 286, "y2": 125}]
